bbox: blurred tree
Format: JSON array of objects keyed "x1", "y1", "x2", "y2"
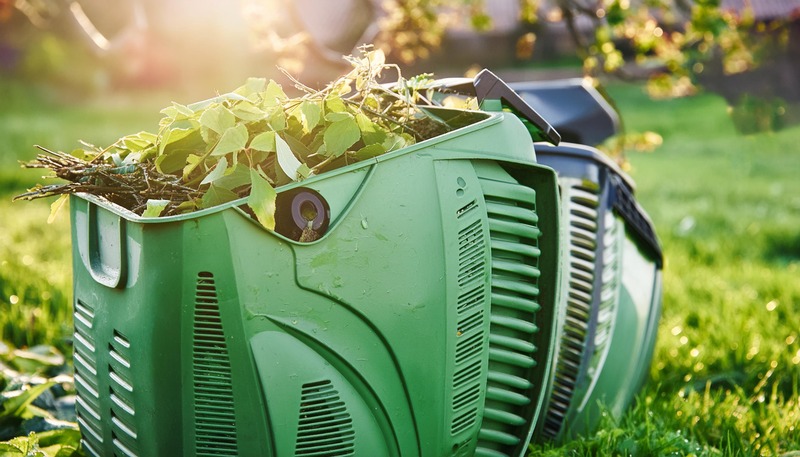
[
  {"x1": 242, "y1": 0, "x2": 794, "y2": 99},
  {"x1": 5, "y1": 0, "x2": 795, "y2": 113}
]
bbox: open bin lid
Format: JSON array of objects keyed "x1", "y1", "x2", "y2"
[{"x1": 510, "y1": 79, "x2": 619, "y2": 146}]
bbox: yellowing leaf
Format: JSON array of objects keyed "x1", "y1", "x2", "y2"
[
  {"x1": 275, "y1": 134, "x2": 303, "y2": 181},
  {"x1": 48, "y1": 194, "x2": 68, "y2": 224},
  {"x1": 247, "y1": 168, "x2": 276, "y2": 230},
  {"x1": 324, "y1": 117, "x2": 361, "y2": 157},
  {"x1": 182, "y1": 154, "x2": 204, "y2": 179},
  {"x1": 142, "y1": 199, "x2": 170, "y2": 217},
  {"x1": 212, "y1": 124, "x2": 249, "y2": 156},
  {"x1": 300, "y1": 100, "x2": 321, "y2": 132}
]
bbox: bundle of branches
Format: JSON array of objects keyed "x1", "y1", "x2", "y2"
[{"x1": 15, "y1": 48, "x2": 469, "y2": 229}]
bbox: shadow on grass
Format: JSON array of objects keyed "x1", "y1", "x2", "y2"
[{"x1": 763, "y1": 229, "x2": 800, "y2": 265}]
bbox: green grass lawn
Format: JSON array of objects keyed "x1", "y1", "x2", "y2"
[{"x1": 1, "y1": 80, "x2": 798, "y2": 455}]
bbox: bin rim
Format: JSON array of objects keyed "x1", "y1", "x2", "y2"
[
  {"x1": 72, "y1": 109, "x2": 503, "y2": 224},
  {"x1": 534, "y1": 142, "x2": 635, "y2": 190}
]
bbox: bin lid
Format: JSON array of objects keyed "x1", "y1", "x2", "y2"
[{"x1": 510, "y1": 79, "x2": 619, "y2": 146}]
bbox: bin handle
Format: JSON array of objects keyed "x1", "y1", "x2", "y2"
[{"x1": 87, "y1": 203, "x2": 127, "y2": 288}]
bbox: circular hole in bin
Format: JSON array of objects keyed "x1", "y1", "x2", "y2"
[
  {"x1": 275, "y1": 187, "x2": 330, "y2": 241},
  {"x1": 457, "y1": 177, "x2": 467, "y2": 187},
  {"x1": 299, "y1": 200, "x2": 318, "y2": 223}
]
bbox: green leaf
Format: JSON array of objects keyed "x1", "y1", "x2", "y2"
[
  {"x1": 324, "y1": 117, "x2": 361, "y2": 157},
  {"x1": 157, "y1": 126, "x2": 196, "y2": 155},
  {"x1": 156, "y1": 147, "x2": 196, "y2": 175},
  {"x1": 9, "y1": 345, "x2": 64, "y2": 372},
  {"x1": 47, "y1": 195, "x2": 68, "y2": 224},
  {"x1": 324, "y1": 111, "x2": 353, "y2": 122},
  {"x1": 262, "y1": 80, "x2": 287, "y2": 107},
  {"x1": 211, "y1": 124, "x2": 249, "y2": 156},
  {"x1": 234, "y1": 77, "x2": 268, "y2": 99},
  {"x1": 382, "y1": 133, "x2": 409, "y2": 152},
  {"x1": 187, "y1": 92, "x2": 248, "y2": 111},
  {"x1": 199, "y1": 104, "x2": 236, "y2": 135},
  {"x1": 200, "y1": 156, "x2": 229, "y2": 185},
  {"x1": 214, "y1": 163, "x2": 252, "y2": 191},
  {"x1": 355, "y1": 143, "x2": 386, "y2": 160},
  {"x1": 247, "y1": 168, "x2": 276, "y2": 230},
  {"x1": 37, "y1": 428, "x2": 83, "y2": 451},
  {"x1": 249, "y1": 131, "x2": 276, "y2": 152},
  {"x1": 200, "y1": 184, "x2": 239, "y2": 209},
  {"x1": 275, "y1": 134, "x2": 303, "y2": 181},
  {"x1": 121, "y1": 131, "x2": 157, "y2": 151},
  {"x1": 356, "y1": 112, "x2": 387, "y2": 145},
  {"x1": 1, "y1": 382, "x2": 54, "y2": 420},
  {"x1": 142, "y1": 199, "x2": 170, "y2": 217},
  {"x1": 325, "y1": 96, "x2": 348, "y2": 113},
  {"x1": 231, "y1": 101, "x2": 267, "y2": 122},
  {"x1": 160, "y1": 102, "x2": 194, "y2": 120},
  {"x1": 268, "y1": 108, "x2": 287, "y2": 131}
]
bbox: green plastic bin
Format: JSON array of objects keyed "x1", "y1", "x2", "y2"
[
  {"x1": 533, "y1": 143, "x2": 663, "y2": 441},
  {"x1": 69, "y1": 108, "x2": 564, "y2": 457}
]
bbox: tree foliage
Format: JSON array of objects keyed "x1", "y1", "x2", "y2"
[{"x1": 245, "y1": 0, "x2": 791, "y2": 98}]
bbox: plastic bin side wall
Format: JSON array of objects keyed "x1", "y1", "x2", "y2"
[{"x1": 68, "y1": 112, "x2": 561, "y2": 457}]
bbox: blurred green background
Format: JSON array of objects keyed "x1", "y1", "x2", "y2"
[{"x1": 1, "y1": 0, "x2": 799, "y2": 455}]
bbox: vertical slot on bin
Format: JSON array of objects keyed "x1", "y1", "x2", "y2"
[{"x1": 193, "y1": 272, "x2": 239, "y2": 456}]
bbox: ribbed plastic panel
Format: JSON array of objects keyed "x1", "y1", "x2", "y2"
[
  {"x1": 73, "y1": 299, "x2": 103, "y2": 457},
  {"x1": 450, "y1": 198, "x2": 488, "y2": 437},
  {"x1": 109, "y1": 330, "x2": 139, "y2": 457},
  {"x1": 541, "y1": 184, "x2": 600, "y2": 438},
  {"x1": 294, "y1": 380, "x2": 355, "y2": 457},
  {"x1": 193, "y1": 272, "x2": 239, "y2": 456},
  {"x1": 586, "y1": 211, "x2": 620, "y2": 379},
  {"x1": 475, "y1": 171, "x2": 543, "y2": 457}
]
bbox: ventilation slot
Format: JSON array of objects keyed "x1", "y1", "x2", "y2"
[
  {"x1": 475, "y1": 173, "x2": 542, "y2": 457},
  {"x1": 108, "y1": 330, "x2": 139, "y2": 457},
  {"x1": 541, "y1": 184, "x2": 600, "y2": 439},
  {"x1": 295, "y1": 380, "x2": 355, "y2": 457},
  {"x1": 193, "y1": 272, "x2": 239, "y2": 456},
  {"x1": 457, "y1": 199, "x2": 478, "y2": 218},
  {"x1": 450, "y1": 206, "x2": 488, "y2": 437},
  {"x1": 458, "y1": 220, "x2": 486, "y2": 287},
  {"x1": 74, "y1": 300, "x2": 103, "y2": 453}
]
